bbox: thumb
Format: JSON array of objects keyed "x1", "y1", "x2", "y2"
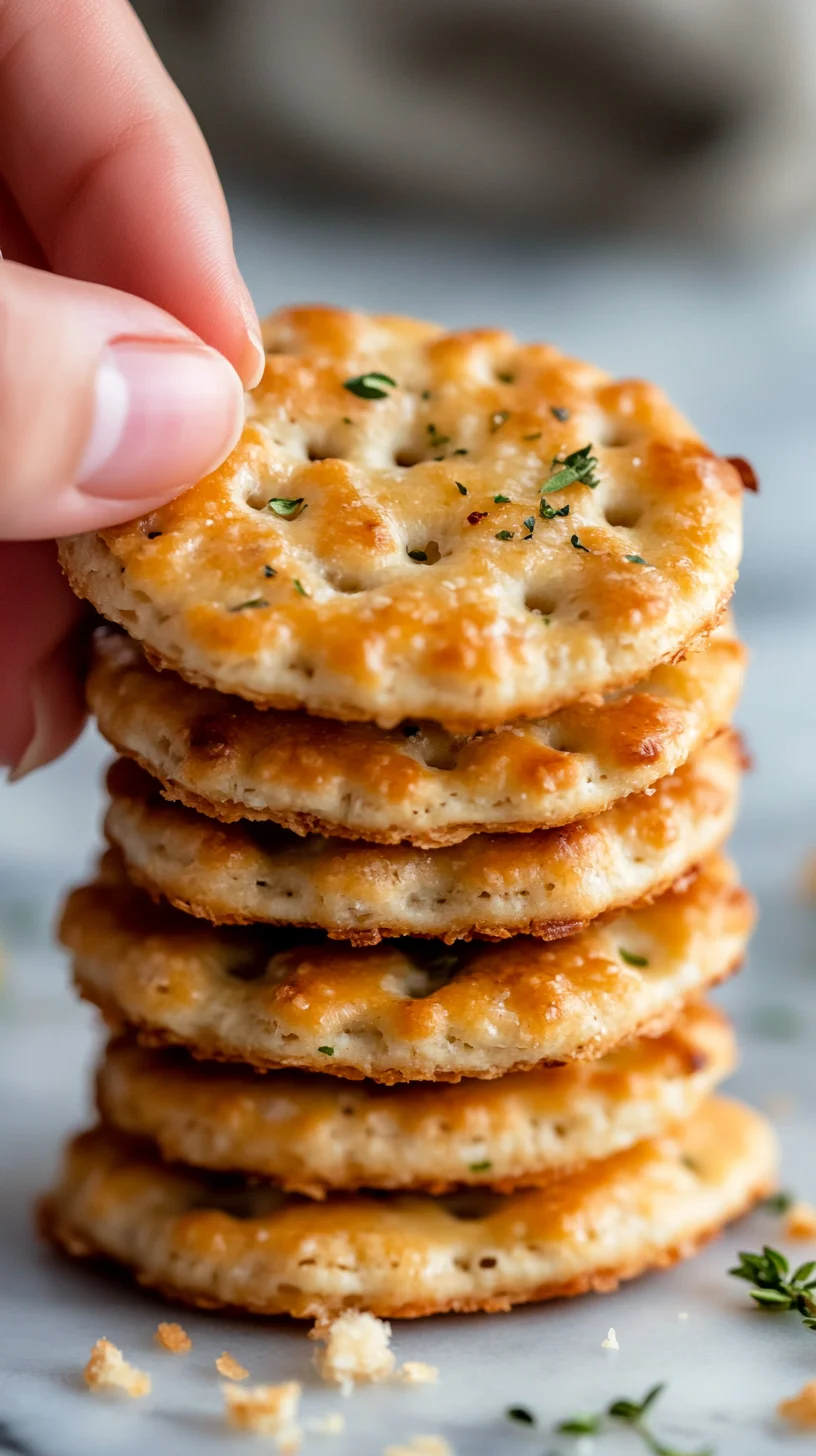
[{"x1": 0, "y1": 260, "x2": 245, "y2": 540}]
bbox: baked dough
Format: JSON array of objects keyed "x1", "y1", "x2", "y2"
[
  {"x1": 103, "y1": 733, "x2": 742, "y2": 943},
  {"x1": 88, "y1": 623, "x2": 745, "y2": 846},
  {"x1": 58, "y1": 305, "x2": 744, "y2": 731},
  {"x1": 96, "y1": 1003, "x2": 734, "y2": 1195},
  {"x1": 41, "y1": 1099, "x2": 776, "y2": 1319},
  {"x1": 62, "y1": 853, "x2": 752, "y2": 1082}
]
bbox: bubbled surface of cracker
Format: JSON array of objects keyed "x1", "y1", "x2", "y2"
[
  {"x1": 96, "y1": 1003, "x2": 734, "y2": 1194},
  {"x1": 41, "y1": 1099, "x2": 776, "y2": 1320},
  {"x1": 58, "y1": 306, "x2": 743, "y2": 731},
  {"x1": 62, "y1": 853, "x2": 752, "y2": 1083},
  {"x1": 102, "y1": 733, "x2": 741, "y2": 944},
  {"x1": 87, "y1": 623, "x2": 744, "y2": 847}
]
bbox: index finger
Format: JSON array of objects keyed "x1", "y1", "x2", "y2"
[{"x1": 0, "y1": 0, "x2": 263, "y2": 385}]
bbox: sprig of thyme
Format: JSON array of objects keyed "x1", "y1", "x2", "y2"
[
  {"x1": 542, "y1": 442, "x2": 600, "y2": 494},
  {"x1": 558, "y1": 1384, "x2": 712, "y2": 1456},
  {"x1": 730, "y1": 1245, "x2": 816, "y2": 1328}
]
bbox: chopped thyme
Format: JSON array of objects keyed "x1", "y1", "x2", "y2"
[
  {"x1": 490, "y1": 409, "x2": 510, "y2": 432},
  {"x1": 626, "y1": 554, "x2": 648, "y2": 565},
  {"x1": 523, "y1": 431, "x2": 542, "y2": 441},
  {"x1": 262, "y1": 565, "x2": 277, "y2": 578},
  {"x1": 467, "y1": 511, "x2": 488, "y2": 525},
  {"x1": 342, "y1": 415, "x2": 353, "y2": 425},
  {"x1": 497, "y1": 370, "x2": 515, "y2": 384},
  {"x1": 619, "y1": 948, "x2": 649, "y2": 967},
  {"x1": 451, "y1": 447, "x2": 469, "y2": 456},
  {"x1": 551, "y1": 405, "x2": 570, "y2": 422},
  {"x1": 469, "y1": 1160, "x2": 492, "y2": 1173},
  {"x1": 495, "y1": 530, "x2": 514, "y2": 540},
  {"x1": 493, "y1": 494, "x2": 511, "y2": 503},
  {"x1": 421, "y1": 389, "x2": 432, "y2": 400},
  {"x1": 506, "y1": 1407, "x2": 535, "y2": 1425},
  {"x1": 570, "y1": 533, "x2": 590, "y2": 552},
  {"x1": 317, "y1": 1046, "x2": 335, "y2": 1056},
  {"x1": 540, "y1": 500, "x2": 570, "y2": 520},
  {"x1": 522, "y1": 516, "x2": 536, "y2": 539},
  {"x1": 543, "y1": 443, "x2": 600, "y2": 494},
  {"x1": 408, "y1": 549, "x2": 429, "y2": 562},
  {"x1": 763, "y1": 1192, "x2": 795, "y2": 1214},
  {"x1": 426, "y1": 422, "x2": 450, "y2": 449},
  {"x1": 558, "y1": 1414, "x2": 602, "y2": 1436},
  {"x1": 342, "y1": 371, "x2": 397, "y2": 399},
  {"x1": 730, "y1": 1246, "x2": 816, "y2": 1330},
  {"x1": 455, "y1": 482, "x2": 468, "y2": 496},
  {"x1": 228, "y1": 597, "x2": 268, "y2": 612},
  {"x1": 293, "y1": 579, "x2": 309, "y2": 596},
  {"x1": 558, "y1": 1384, "x2": 711, "y2": 1456},
  {"x1": 267, "y1": 497, "x2": 307, "y2": 519}
]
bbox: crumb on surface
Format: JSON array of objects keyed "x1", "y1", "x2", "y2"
[
  {"x1": 84, "y1": 1338, "x2": 150, "y2": 1398},
  {"x1": 779, "y1": 1379, "x2": 816, "y2": 1428},
  {"x1": 311, "y1": 1311, "x2": 396, "y2": 1393},
  {"x1": 784, "y1": 1201, "x2": 816, "y2": 1239},
  {"x1": 155, "y1": 1321, "x2": 191, "y2": 1354},
  {"x1": 305, "y1": 1413, "x2": 345, "y2": 1435},
  {"x1": 398, "y1": 1361, "x2": 439, "y2": 1385},
  {"x1": 216, "y1": 1350, "x2": 249, "y2": 1381},
  {"x1": 384, "y1": 1440, "x2": 453, "y2": 1456},
  {"x1": 601, "y1": 1327, "x2": 619, "y2": 1350},
  {"x1": 224, "y1": 1381, "x2": 302, "y2": 1449}
]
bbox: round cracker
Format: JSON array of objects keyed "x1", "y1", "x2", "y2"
[
  {"x1": 88, "y1": 623, "x2": 745, "y2": 847},
  {"x1": 103, "y1": 733, "x2": 741, "y2": 945},
  {"x1": 96, "y1": 1003, "x2": 734, "y2": 1195},
  {"x1": 58, "y1": 305, "x2": 744, "y2": 731},
  {"x1": 41, "y1": 1099, "x2": 776, "y2": 1320},
  {"x1": 61, "y1": 853, "x2": 753, "y2": 1082}
]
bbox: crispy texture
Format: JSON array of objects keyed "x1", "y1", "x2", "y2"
[
  {"x1": 96, "y1": 1004, "x2": 734, "y2": 1195},
  {"x1": 58, "y1": 305, "x2": 744, "y2": 732},
  {"x1": 41, "y1": 1100, "x2": 776, "y2": 1320},
  {"x1": 61, "y1": 853, "x2": 752, "y2": 1083},
  {"x1": 88, "y1": 624, "x2": 745, "y2": 847},
  {"x1": 103, "y1": 733, "x2": 741, "y2": 944}
]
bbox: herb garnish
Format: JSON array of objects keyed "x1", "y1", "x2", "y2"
[
  {"x1": 268, "y1": 497, "x2": 307, "y2": 519},
  {"x1": 619, "y1": 948, "x2": 649, "y2": 968},
  {"x1": 551, "y1": 405, "x2": 571, "y2": 422},
  {"x1": 228, "y1": 598, "x2": 268, "y2": 613},
  {"x1": 421, "y1": 389, "x2": 432, "y2": 401},
  {"x1": 495, "y1": 530, "x2": 514, "y2": 540},
  {"x1": 470, "y1": 1160, "x2": 492, "y2": 1173},
  {"x1": 408, "y1": 549, "x2": 428, "y2": 562},
  {"x1": 570, "y1": 533, "x2": 590, "y2": 552},
  {"x1": 343, "y1": 372, "x2": 397, "y2": 399},
  {"x1": 626, "y1": 554, "x2": 648, "y2": 565},
  {"x1": 467, "y1": 511, "x2": 488, "y2": 525},
  {"x1": 490, "y1": 409, "x2": 510, "y2": 432},
  {"x1": 317, "y1": 1046, "x2": 335, "y2": 1056},
  {"x1": 293, "y1": 579, "x2": 309, "y2": 596},
  {"x1": 730, "y1": 1246, "x2": 816, "y2": 1329},
  {"x1": 522, "y1": 516, "x2": 535, "y2": 539},
  {"x1": 497, "y1": 370, "x2": 515, "y2": 384},
  {"x1": 763, "y1": 1192, "x2": 794, "y2": 1214},
  {"x1": 523, "y1": 431, "x2": 542, "y2": 441},
  {"x1": 427, "y1": 422, "x2": 450, "y2": 450},
  {"x1": 456, "y1": 482, "x2": 468, "y2": 496},
  {"x1": 558, "y1": 1384, "x2": 711, "y2": 1456},
  {"x1": 342, "y1": 416, "x2": 353, "y2": 425},
  {"x1": 543, "y1": 443, "x2": 600, "y2": 494},
  {"x1": 263, "y1": 565, "x2": 277, "y2": 578},
  {"x1": 506, "y1": 1406, "x2": 535, "y2": 1425},
  {"x1": 494, "y1": 494, "x2": 511, "y2": 503},
  {"x1": 451, "y1": 447, "x2": 469, "y2": 456},
  {"x1": 540, "y1": 500, "x2": 570, "y2": 521}
]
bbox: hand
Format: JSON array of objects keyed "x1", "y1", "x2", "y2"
[{"x1": 0, "y1": 0, "x2": 265, "y2": 778}]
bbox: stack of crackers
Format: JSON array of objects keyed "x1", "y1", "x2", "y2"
[{"x1": 43, "y1": 305, "x2": 776, "y2": 1320}]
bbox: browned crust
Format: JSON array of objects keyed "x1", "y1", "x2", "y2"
[
  {"x1": 74, "y1": 956, "x2": 741, "y2": 1086},
  {"x1": 39, "y1": 1171, "x2": 772, "y2": 1321}
]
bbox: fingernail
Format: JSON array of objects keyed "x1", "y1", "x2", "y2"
[
  {"x1": 236, "y1": 282, "x2": 265, "y2": 389},
  {"x1": 77, "y1": 340, "x2": 245, "y2": 499}
]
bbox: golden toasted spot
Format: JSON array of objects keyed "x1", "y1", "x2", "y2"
[{"x1": 84, "y1": 1338, "x2": 150, "y2": 1398}]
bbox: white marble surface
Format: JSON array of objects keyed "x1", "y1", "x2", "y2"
[{"x1": 2, "y1": 198, "x2": 816, "y2": 1454}]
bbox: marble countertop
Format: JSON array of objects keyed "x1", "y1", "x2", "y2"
[{"x1": 2, "y1": 197, "x2": 816, "y2": 1455}]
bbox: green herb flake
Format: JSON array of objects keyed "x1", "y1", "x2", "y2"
[
  {"x1": 342, "y1": 415, "x2": 353, "y2": 425},
  {"x1": 523, "y1": 431, "x2": 542, "y2": 441},
  {"x1": 493, "y1": 494, "x2": 511, "y2": 503},
  {"x1": 490, "y1": 409, "x2": 511, "y2": 433},
  {"x1": 551, "y1": 405, "x2": 570, "y2": 422},
  {"x1": 557, "y1": 1414, "x2": 602, "y2": 1436},
  {"x1": 763, "y1": 1192, "x2": 795, "y2": 1214},
  {"x1": 626, "y1": 554, "x2": 648, "y2": 565},
  {"x1": 267, "y1": 497, "x2": 307, "y2": 519},
  {"x1": 293, "y1": 579, "x2": 310, "y2": 597},
  {"x1": 426, "y1": 422, "x2": 450, "y2": 448},
  {"x1": 730, "y1": 1245, "x2": 816, "y2": 1330},
  {"x1": 228, "y1": 597, "x2": 268, "y2": 613},
  {"x1": 540, "y1": 500, "x2": 570, "y2": 521},
  {"x1": 452, "y1": 447, "x2": 469, "y2": 456},
  {"x1": 496, "y1": 530, "x2": 514, "y2": 540},
  {"x1": 456, "y1": 482, "x2": 468, "y2": 496},
  {"x1": 506, "y1": 1406, "x2": 536, "y2": 1426},
  {"x1": 497, "y1": 370, "x2": 515, "y2": 384},
  {"x1": 342, "y1": 371, "x2": 397, "y2": 400},
  {"x1": 570, "y1": 533, "x2": 590, "y2": 552},
  {"x1": 619, "y1": 947, "x2": 649, "y2": 968},
  {"x1": 469, "y1": 1160, "x2": 492, "y2": 1173},
  {"x1": 542, "y1": 443, "x2": 600, "y2": 494},
  {"x1": 317, "y1": 1046, "x2": 335, "y2": 1056},
  {"x1": 558, "y1": 1384, "x2": 712, "y2": 1456},
  {"x1": 408, "y1": 549, "x2": 429, "y2": 562},
  {"x1": 421, "y1": 389, "x2": 432, "y2": 401},
  {"x1": 263, "y1": 565, "x2": 277, "y2": 578},
  {"x1": 522, "y1": 516, "x2": 536, "y2": 540}
]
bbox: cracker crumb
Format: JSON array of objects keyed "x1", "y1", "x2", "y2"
[
  {"x1": 398, "y1": 1361, "x2": 439, "y2": 1385},
  {"x1": 216, "y1": 1351, "x2": 249, "y2": 1381},
  {"x1": 311, "y1": 1311, "x2": 396, "y2": 1394},
  {"x1": 224, "y1": 1381, "x2": 302, "y2": 1449},
  {"x1": 155, "y1": 1321, "x2": 191, "y2": 1354},
  {"x1": 779, "y1": 1379, "x2": 816, "y2": 1428},
  {"x1": 784, "y1": 1201, "x2": 816, "y2": 1239},
  {"x1": 384, "y1": 1440, "x2": 453, "y2": 1456},
  {"x1": 84, "y1": 1338, "x2": 150, "y2": 1398},
  {"x1": 305, "y1": 1413, "x2": 345, "y2": 1435},
  {"x1": 601, "y1": 1327, "x2": 619, "y2": 1350}
]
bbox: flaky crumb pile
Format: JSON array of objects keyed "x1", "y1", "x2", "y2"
[
  {"x1": 784, "y1": 1201, "x2": 816, "y2": 1239},
  {"x1": 224, "y1": 1381, "x2": 302, "y2": 1450},
  {"x1": 311, "y1": 1311, "x2": 396, "y2": 1393},
  {"x1": 779, "y1": 1380, "x2": 816, "y2": 1428},
  {"x1": 84, "y1": 1338, "x2": 150, "y2": 1398},
  {"x1": 216, "y1": 1350, "x2": 249, "y2": 1381},
  {"x1": 154, "y1": 1321, "x2": 191, "y2": 1354}
]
